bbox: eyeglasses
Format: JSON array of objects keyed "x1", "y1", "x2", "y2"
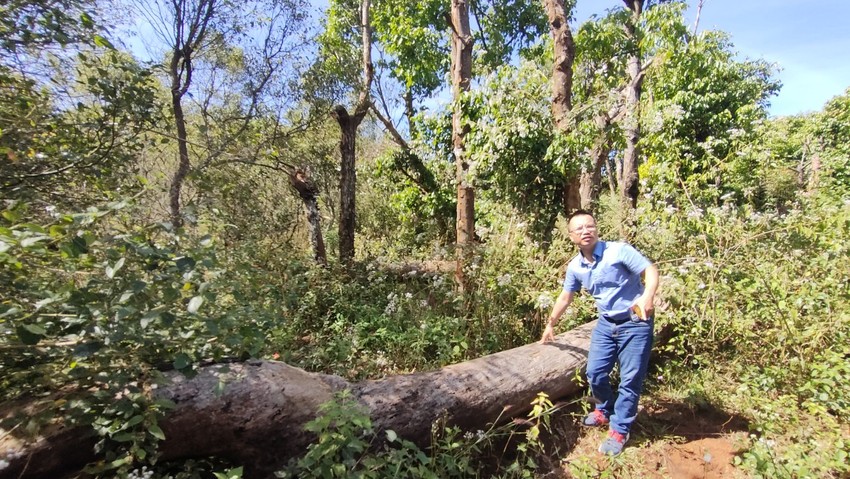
[{"x1": 569, "y1": 224, "x2": 597, "y2": 234}]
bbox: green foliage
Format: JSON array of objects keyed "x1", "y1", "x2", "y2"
[
  {"x1": 0, "y1": 199, "x2": 284, "y2": 475},
  {"x1": 630, "y1": 186, "x2": 850, "y2": 477},
  {"x1": 372, "y1": 0, "x2": 449, "y2": 97},
  {"x1": 0, "y1": 47, "x2": 160, "y2": 208},
  {"x1": 0, "y1": 0, "x2": 98, "y2": 56},
  {"x1": 465, "y1": 61, "x2": 564, "y2": 241},
  {"x1": 277, "y1": 391, "x2": 557, "y2": 479},
  {"x1": 641, "y1": 27, "x2": 779, "y2": 202},
  {"x1": 370, "y1": 148, "x2": 455, "y2": 243}
]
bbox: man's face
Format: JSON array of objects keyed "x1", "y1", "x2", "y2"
[{"x1": 568, "y1": 214, "x2": 598, "y2": 248}]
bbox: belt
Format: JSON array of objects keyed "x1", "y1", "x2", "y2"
[{"x1": 600, "y1": 311, "x2": 631, "y2": 323}]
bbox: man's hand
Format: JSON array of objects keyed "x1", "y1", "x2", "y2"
[
  {"x1": 635, "y1": 295, "x2": 655, "y2": 320},
  {"x1": 636, "y1": 263, "x2": 659, "y2": 320},
  {"x1": 539, "y1": 322, "x2": 555, "y2": 344}
]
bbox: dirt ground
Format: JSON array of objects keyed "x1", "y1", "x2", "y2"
[{"x1": 536, "y1": 396, "x2": 751, "y2": 479}]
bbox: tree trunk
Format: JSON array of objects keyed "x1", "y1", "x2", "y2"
[
  {"x1": 290, "y1": 169, "x2": 327, "y2": 265},
  {"x1": 168, "y1": 58, "x2": 191, "y2": 229},
  {"x1": 333, "y1": 105, "x2": 361, "y2": 263},
  {"x1": 580, "y1": 112, "x2": 616, "y2": 209},
  {"x1": 450, "y1": 0, "x2": 475, "y2": 291},
  {"x1": 543, "y1": 0, "x2": 579, "y2": 215},
  {"x1": 334, "y1": 0, "x2": 373, "y2": 264},
  {"x1": 620, "y1": 0, "x2": 644, "y2": 209},
  {"x1": 2, "y1": 322, "x2": 601, "y2": 479}
]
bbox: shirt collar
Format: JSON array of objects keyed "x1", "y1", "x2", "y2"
[{"x1": 579, "y1": 240, "x2": 606, "y2": 266}]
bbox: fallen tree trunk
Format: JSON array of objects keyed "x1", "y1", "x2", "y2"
[{"x1": 2, "y1": 322, "x2": 597, "y2": 479}]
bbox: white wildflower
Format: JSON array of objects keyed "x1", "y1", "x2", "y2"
[
  {"x1": 497, "y1": 274, "x2": 512, "y2": 287},
  {"x1": 535, "y1": 293, "x2": 554, "y2": 311}
]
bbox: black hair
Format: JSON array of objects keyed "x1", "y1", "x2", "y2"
[{"x1": 567, "y1": 209, "x2": 595, "y2": 222}]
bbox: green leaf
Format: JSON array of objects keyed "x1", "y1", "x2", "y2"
[
  {"x1": 21, "y1": 235, "x2": 49, "y2": 247},
  {"x1": 125, "y1": 415, "x2": 144, "y2": 428},
  {"x1": 23, "y1": 324, "x2": 47, "y2": 335},
  {"x1": 386, "y1": 430, "x2": 398, "y2": 442},
  {"x1": 147, "y1": 423, "x2": 166, "y2": 441},
  {"x1": 92, "y1": 34, "x2": 114, "y2": 49},
  {"x1": 173, "y1": 352, "x2": 192, "y2": 371},
  {"x1": 17, "y1": 325, "x2": 43, "y2": 345},
  {"x1": 106, "y1": 257, "x2": 125, "y2": 279},
  {"x1": 112, "y1": 432, "x2": 134, "y2": 442}
]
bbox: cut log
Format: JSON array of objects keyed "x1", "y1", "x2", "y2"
[{"x1": 1, "y1": 322, "x2": 597, "y2": 479}]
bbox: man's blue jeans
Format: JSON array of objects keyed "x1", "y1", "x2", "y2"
[{"x1": 586, "y1": 315, "x2": 654, "y2": 435}]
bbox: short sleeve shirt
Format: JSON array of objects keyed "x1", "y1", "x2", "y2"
[{"x1": 563, "y1": 240, "x2": 651, "y2": 318}]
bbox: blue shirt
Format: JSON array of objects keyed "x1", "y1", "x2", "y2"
[{"x1": 563, "y1": 240, "x2": 651, "y2": 319}]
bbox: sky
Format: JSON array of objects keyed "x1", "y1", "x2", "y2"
[{"x1": 574, "y1": 0, "x2": 850, "y2": 116}]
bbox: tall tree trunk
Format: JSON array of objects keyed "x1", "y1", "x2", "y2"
[
  {"x1": 335, "y1": 0, "x2": 373, "y2": 264},
  {"x1": 450, "y1": 0, "x2": 474, "y2": 290},
  {"x1": 543, "y1": 0, "x2": 579, "y2": 214},
  {"x1": 290, "y1": 169, "x2": 327, "y2": 265},
  {"x1": 163, "y1": 0, "x2": 216, "y2": 229},
  {"x1": 580, "y1": 109, "x2": 618, "y2": 209},
  {"x1": 169, "y1": 79, "x2": 190, "y2": 229},
  {"x1": 334, "y1": 106, "x2": 360, "y2": 263},
  {"x1": 580, "y1": 142, "x2": 608, "y2": 210},
  {"x1": 621, "y1": 0, "x2": 644, "y2": 209}
]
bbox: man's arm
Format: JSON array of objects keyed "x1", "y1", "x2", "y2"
[
  {"x1": 539, "y1": 289, "x2": 575, "y2": 343},
  {"x1": 636, "y1": 263, "x2": 659, "y2": 319}
]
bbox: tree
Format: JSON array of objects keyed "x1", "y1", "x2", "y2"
[
  {"x1": 0, "y1": 1, "x2": 159, "y2": 210},
  {"x1": 449, "y1": 0, "x2": 475, "y2": 289},
  {"x1": 317, "y1": 0, "x2": 375, "y2": 263},
  {"x1": 620, "y1": 0, "x2": 645, "y2": 209},
  {"x1": 134, "y1": 0, "x2": 309, "y2": 228},
  {"x1": 542, "y1": 0, "x2": 580, "y2": 213}
]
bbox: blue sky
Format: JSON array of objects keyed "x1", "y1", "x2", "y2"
[{"x1": 575, "y1": 0, "x2": 850, "y2": 116}]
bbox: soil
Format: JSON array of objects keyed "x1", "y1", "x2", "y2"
[{"x1": 535, "y1": 395, "x2": 751, "y2": 478}]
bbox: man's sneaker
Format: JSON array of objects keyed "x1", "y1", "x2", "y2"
[
  {"x1": 582, "y1": 409, "x2": 609, "y2": 427},
  {"x1": 598, "y1": 430, "x2": 629, "y2": 456}
]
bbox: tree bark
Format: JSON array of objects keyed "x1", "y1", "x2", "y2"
[
  {"x1": 620, "y1": 0, "x2": 644, "y2": 209},
  {"x1": 168, "y1": 80, "x2": 191, "y2": 229},
  {"x1": 1, "y1": 322, "x2": 600, "y2": 479},
  {"x1": 450, "y1": 0, "x2": 475, "y2": 291},
  {"x1": 580, "y1": 109, "x2": 618, "y2": 209},
  {"x1": 335, "y1": 0, "x2": 373, "y2": 264},
  {"x1": 543, "y1": 0, "x2": 580, "y2": 215},
  {"x1": 290, "y1": 169, "x2": 327, "y2": 265}
]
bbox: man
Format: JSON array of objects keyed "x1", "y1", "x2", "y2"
[{"x1": 540, "y1": 209, "x2": 659, "y2": 456}]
